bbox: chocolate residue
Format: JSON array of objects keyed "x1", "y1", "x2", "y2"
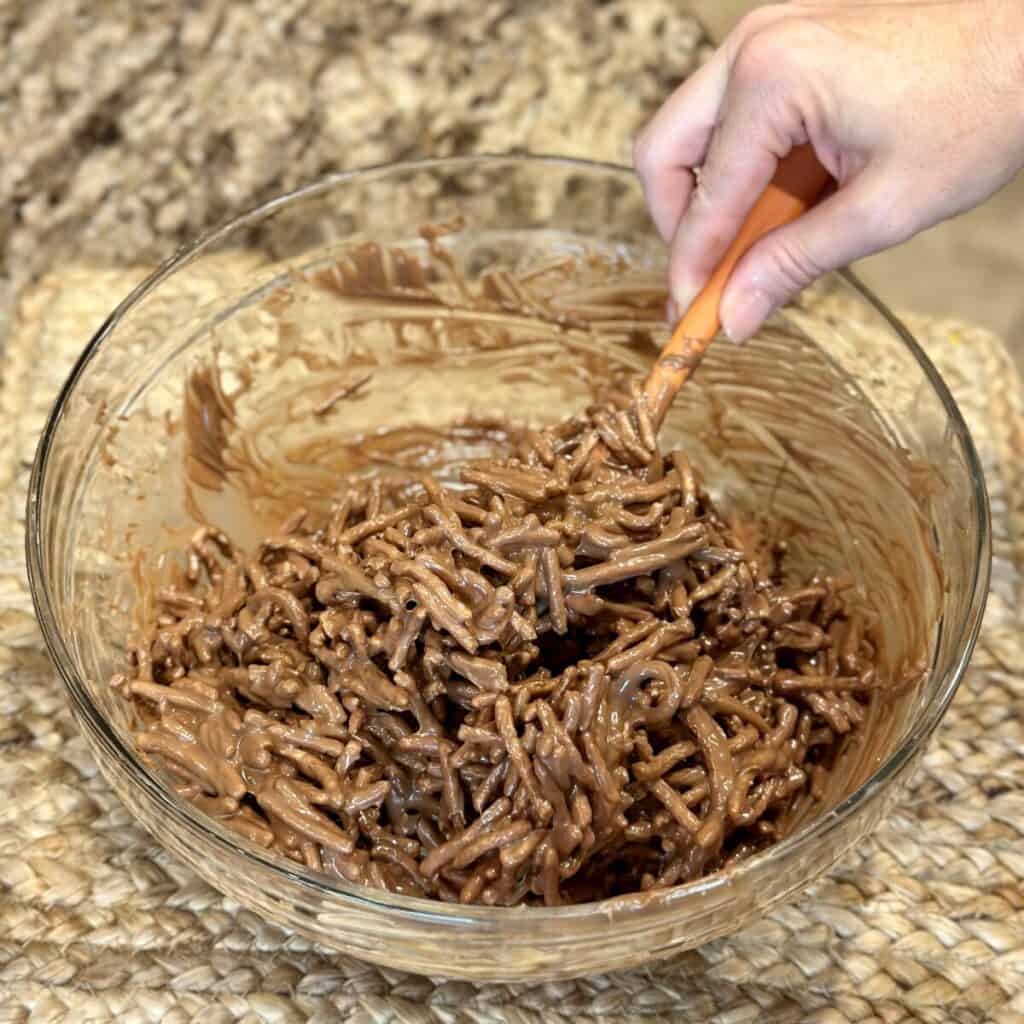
[
  {"x1": 177, "y1": 238, "x2": 669, "y2": 530},
  {"x1": 313, "y1": 374, "x2": 373, "y2": 417},
  {"x1": 113, "y1": 380, "x2": 914, "y2": 906},
  {"x1": 184, "y1": 357, "x2": 236, "y2": 492}
]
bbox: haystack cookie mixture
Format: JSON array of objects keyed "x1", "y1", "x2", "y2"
[{"x1": 113, "y1": 374, "x2": 891, "y2": 907}]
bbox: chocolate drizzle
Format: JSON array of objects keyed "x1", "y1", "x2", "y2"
[{"x1": 114, "y1": 380, "x2": 908, "y2": 906}]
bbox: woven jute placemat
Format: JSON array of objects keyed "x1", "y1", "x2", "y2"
[{"x1": 1, "y1": 269, "x2": 1023, "y2": 1024}]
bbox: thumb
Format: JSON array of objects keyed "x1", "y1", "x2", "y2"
[{"x1": 718, "y1": 171, "x2": 916, "y2": 343}]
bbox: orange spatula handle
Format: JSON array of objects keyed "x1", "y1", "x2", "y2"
[{"x1": 643, "y1": 144, "x2": 832, "y2": 427}]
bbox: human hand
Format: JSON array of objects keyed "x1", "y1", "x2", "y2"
[{"x1": 634, "y1": 0, "x2": 1024, "y2": 341}]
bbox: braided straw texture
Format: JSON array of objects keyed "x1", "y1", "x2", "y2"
[{"x1": 1, "y1": 270, "x2": 1022, "y2": 1024}]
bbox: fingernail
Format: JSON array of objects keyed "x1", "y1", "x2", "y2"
[
  {"x1": 670, "y1": 279, "x2": 700, "y2": 320},
  {"x1": 720, "y1": 288, "x2": 773, "y2": 345}
]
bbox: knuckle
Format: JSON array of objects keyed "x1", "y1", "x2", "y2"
[
  {"x1": 688, "y1": 176, "x2": 731, "y2": 232},
  {"x1": 732, "y1": 34, "x2": 781, "y2": 89},
  {"x1": 856, "y1": 188, "x2": 920, "y2": 250},
  {"x1": 733, "y1": 5, "x2": 789, "y2": 46},
  {"x1": 767, "y1": 234, "x2": 826, "y2": 297},
  {"x1": 876, "y1": 204, "x2": 920, "y2": 249},
  {"x1": 731, "y1": 16, "x2": 820, "y2": 90}
]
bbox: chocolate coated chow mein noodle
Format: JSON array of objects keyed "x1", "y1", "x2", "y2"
[{"x1": 115, "y1": 379, "x2": 892, "y2": 906}]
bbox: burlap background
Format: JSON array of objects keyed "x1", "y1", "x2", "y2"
[{"x1": 2, "y1": 3, "x2": 1024, "y2": 1021}]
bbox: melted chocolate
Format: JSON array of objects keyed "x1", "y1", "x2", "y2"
[{"x1": 114, "y1": 379, "x2": 912, "y2": 906}]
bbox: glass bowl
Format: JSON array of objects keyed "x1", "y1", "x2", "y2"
[{"x1": 26, "y1": 156, "x2": 990, "y2": 982}]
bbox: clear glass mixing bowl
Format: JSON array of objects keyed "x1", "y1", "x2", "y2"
[{"x1": 26, "y1": 156, "x2": 990, "y2": 981}]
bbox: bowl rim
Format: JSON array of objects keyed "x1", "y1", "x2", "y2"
[{"x1": 25, "y1": 152, "x2": 992, "y2": 928}]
